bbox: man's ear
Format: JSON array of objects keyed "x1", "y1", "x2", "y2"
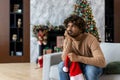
[
  {"x1": 79, "y1": 28, "x2": 83, "y2": 33},
  {"x1": 64, "y1": 31, "x2": 67, "y2": 37}
]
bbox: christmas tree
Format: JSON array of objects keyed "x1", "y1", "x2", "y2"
[{"x1": 73, "y1": 0, "x2": 100, "y2": 41}]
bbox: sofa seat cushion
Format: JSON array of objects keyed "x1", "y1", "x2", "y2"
[
  {"x1": 49, "y1": 64, "x2": 120, "y2": 80},
  {"x1": 49, "y1": 65, "x2": 59, "y2": 80},
  {"x1": 99, "y1": 74, "x2": 120, "y2": 80},
  {"x1": 104, "y1": 61, "x2": 120, "y2": 74}
]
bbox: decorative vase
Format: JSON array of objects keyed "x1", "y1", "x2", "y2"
[
  {"x1": 17, "y1": 18, "x2": 22, "y2": 28},
  {"x1": 12, "y1": 34, "x2": 17, "y2": 41}
]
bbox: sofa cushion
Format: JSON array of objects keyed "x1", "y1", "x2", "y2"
[
  {"x1": 99, "y1": 74, "x2": 120, "y2": 80},
  {"x1": 100, "y1": 43, "x2": 120, "y2": 64},
  {"x1": 104, "y1": 61, "x2": 120, "y2": 74},
  {"x1": 49, "y1": 64, "x2": 59, "y2": 80}
]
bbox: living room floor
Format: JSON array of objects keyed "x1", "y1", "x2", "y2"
[{"x1": 0, "y1": 63, "x2": 42, "y2": 80}]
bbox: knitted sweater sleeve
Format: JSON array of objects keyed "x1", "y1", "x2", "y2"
[
  {"x1": 61, "y1": 37, "x2": 72, "y2": 61},
  {"x1": 78, "y1": 38, "x2": 106, "y2": 68}
]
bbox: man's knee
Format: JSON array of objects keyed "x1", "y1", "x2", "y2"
[{"x1": 84, "y1": 65, "x2": 102, "y2": 80}]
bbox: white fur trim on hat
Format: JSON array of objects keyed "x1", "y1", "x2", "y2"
[
  {"x1": 63, "y1": 66, "x2": 68, "y2": 72},
  {"x1": 70, "y1": 73, "x2": 84, "y2": 80}
]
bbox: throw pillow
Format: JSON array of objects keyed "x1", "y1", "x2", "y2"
[{"x1": 104, "y1": 61, "x2": 120, "y2": 74}]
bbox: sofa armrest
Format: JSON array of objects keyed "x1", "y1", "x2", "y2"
[{"x1": 43, "y1": 52, "x2": 62, "y2": 80}]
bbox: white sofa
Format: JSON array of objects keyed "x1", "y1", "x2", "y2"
[{"x1": 43, "y1": 43, "x2": 120, "y2": 80}]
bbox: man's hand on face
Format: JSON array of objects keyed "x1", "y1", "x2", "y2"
[{"x1": 68, "y1": 53, "x2": 79, "y2": 62}]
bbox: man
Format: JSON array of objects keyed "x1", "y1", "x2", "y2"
[{"x1": 58, "y1": 15, "x2": 106, "y2": 80}]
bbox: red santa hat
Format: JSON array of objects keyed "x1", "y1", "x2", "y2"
[
  {"x1": 38, "y1": 56, "x2": 43, "y2": 68},
  {"x1": 63, "y1": 56, "x2": 84, "y2": 80}
]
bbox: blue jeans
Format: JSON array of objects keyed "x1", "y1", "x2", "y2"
[{"x1": 58, "y1": 62, "x2": 103, "y2": 80}]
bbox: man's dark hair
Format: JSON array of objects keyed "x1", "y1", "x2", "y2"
[{"x1": 64, "y1": 15, "x2": 86, "y2": 33}]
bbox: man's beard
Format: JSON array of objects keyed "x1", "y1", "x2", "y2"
[{"x1": 67, "y1": 30, "x2": 80, "y2": 38}]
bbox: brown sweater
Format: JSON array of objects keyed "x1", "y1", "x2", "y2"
[{"x1": 62, "y1": 32, "x2": 106, "y2": 68}]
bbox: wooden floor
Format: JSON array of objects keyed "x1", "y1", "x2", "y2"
[{"x1": 0, "y1": 63, "x2": 42, "y2": 80}]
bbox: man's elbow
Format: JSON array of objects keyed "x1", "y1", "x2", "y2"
[
  {"x1": 99, "y1": 59, "x2": 106, "y2": 68},
  {"x1": 101, "y1": 62, "x2": 106, "y2": 68}
]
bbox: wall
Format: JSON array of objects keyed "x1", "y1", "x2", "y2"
[{"x1": 30, "y1": 0, "x2": 105, "y2": 62}]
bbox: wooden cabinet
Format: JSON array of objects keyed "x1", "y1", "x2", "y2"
[{"x1": 0, "y1": 0, "x2": 30, "y2": 63}]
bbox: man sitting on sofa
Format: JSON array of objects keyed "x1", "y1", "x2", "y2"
[{"x1": 58, "y1": 15, "x2": 106, "y2": 80}]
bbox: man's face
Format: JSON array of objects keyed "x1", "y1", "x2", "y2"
[{"x1": 66, "y1": 22, "x2": 81, "y2": 37}]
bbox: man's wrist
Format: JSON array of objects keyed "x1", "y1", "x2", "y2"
[{"x1": 77, "y1": 56, "x2": 82, "y2": 62}]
